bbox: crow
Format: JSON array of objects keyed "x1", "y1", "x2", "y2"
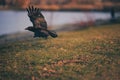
[{"x1": 25, "y1": 6, "x2": 57, "y2": 38}]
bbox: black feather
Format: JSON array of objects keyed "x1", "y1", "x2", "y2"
[{"x1": 25, "y1": 6, "x2": 58, "y2": 38}]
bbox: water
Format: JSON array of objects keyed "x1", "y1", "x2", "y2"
[{"x1": 0, "y1": 11, "x2": 112, "y2": 35}]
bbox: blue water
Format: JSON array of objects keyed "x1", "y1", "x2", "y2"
[{"x1": 0, "y1": 11, "x2": 112, "y2": 35}]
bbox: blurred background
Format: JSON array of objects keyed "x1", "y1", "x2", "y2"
[{"x1": 0, "y1": 0, "x2": 120, "y2": 41}]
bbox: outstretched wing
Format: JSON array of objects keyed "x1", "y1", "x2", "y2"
[{"x1": 26, "y1": 6, "x2": 47, "y2": 30}]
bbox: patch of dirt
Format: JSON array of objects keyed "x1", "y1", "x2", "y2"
[{"x1": 40, "y1": 54, "x2": 93, "y2": 77}]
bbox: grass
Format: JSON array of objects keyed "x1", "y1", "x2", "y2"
[{"x1": 0, "y1": 24, "x2": 120, "y2": 80}]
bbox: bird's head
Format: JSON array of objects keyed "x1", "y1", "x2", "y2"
[{"x1": 25, "y1": 26, "x2": 35, "y2": 32}]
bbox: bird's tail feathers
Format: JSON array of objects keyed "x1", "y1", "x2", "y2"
[{"x1": 48, "y1": 30, "x2": 58, "y2": 38}]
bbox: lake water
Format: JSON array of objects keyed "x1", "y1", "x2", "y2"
[{"x1": 0, "y1": 11, "x2": 116, "y2": 35}]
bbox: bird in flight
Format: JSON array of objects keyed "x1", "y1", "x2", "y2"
[{"x1": 25, "y1": 6, "x2": 58, "y2": 38}]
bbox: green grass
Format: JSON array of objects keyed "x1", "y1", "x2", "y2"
[{"x1": 0, "y1": 24, "x2": 120, "y2": 80}]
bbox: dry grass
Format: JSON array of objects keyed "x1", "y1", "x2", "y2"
[{"x1": 0, "y1": 24, "x2": 120, "y2": 80}]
